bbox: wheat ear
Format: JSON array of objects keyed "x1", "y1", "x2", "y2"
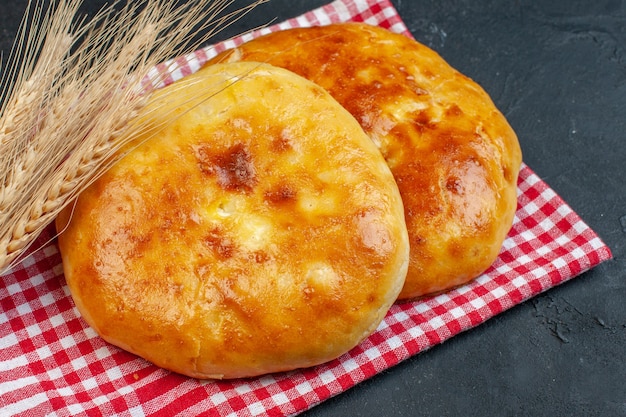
[{"x1": 0, "y1": 0, "x2": 267, "y2": 273}]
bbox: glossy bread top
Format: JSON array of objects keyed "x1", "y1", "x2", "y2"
[{"x1": 56, "y1": 61, "x2": 409, "y2": 379}]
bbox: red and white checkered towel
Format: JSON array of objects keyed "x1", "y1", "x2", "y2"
[{"x1": 0, "y1": 0, "x2": 612, "y2": 415}]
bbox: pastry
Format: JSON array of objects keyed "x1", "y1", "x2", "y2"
[{"x1": 56, "y1": 61, "x2": 409, "y2": 378}]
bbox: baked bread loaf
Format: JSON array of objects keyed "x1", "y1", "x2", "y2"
[
  {"x1": 56, "y1": 61, "x2": 409, "y2": 379},
  {"x1": 205, "y1": 23, "x2": 522, "y2": 300}
]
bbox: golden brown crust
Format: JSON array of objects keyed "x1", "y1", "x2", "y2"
[
  {"x1": 56, "y1": 62, "x2": 409, "y2": 379},
  {"x1": 205, "y1": 23, "x2": 522, "y2": 300}
]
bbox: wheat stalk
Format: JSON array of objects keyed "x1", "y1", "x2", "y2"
[{"x1": 0, "y1": 0, "x2": 267, "y2": 273}]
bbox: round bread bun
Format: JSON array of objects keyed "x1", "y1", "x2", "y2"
[
  {"x1": 205, "y1": 23, "x2": 522, "y2": 300},
  {"x1": 56, "y1": 61, "x2": 409, "y2": 379}
]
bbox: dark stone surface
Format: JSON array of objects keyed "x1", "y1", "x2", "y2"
[{"x1": 2, "y1": 1, "x2": 624, "y2": 416}]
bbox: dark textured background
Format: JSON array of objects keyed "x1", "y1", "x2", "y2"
[{"x1": 2, "y1": 1, "x2": 625, "y2": 416}]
